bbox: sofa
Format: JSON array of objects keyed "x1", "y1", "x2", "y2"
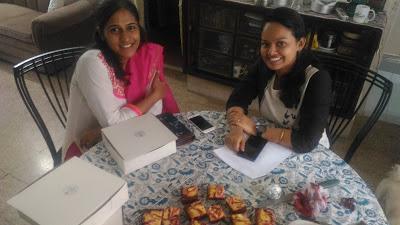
[{"x1": 0, "y1": 0, "x2": 96, "y2": 63}]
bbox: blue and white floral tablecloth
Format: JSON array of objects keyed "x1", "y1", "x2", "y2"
[{"x1": 82, "y1": 111, "x2": 388, "y2": 225}]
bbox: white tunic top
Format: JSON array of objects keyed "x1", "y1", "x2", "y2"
[{"x1": 62, "y1": 50, "x2": 161, "y2": 160}]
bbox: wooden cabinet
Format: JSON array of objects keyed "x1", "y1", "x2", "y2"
[
  {"x1": 183, "y1": 0, "x2": 264, "y2": 84},
  {"x1": 182, "y1": 0, "x2": 384, "y2": 85}
]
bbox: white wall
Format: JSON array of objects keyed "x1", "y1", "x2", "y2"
[
  {"x1": 381, "y1": 0, "x2": 400, "y2": 56},
  {"x1": 370, "y1": 0, "x2": 400, "y2": 69},
  {"x1": 365, "y1": 0, "x2": 400, "y2": 125},
  {"x1": 362, "y1": 70, "x2": 400, "y2": 125},
  {"x1": 379, "y1": 70, "x2": 400, "y2": 125},
  {"x1": 132, "y1": 0, "x2": 145, "y2": 27}
]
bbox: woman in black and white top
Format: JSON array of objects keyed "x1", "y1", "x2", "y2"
[{"x1": 225, "y1": 7, "x2": 332, "y2": 153}]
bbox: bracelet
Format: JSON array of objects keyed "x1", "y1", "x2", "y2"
[
  {"x1": 279, "y1": 129, "x2": 285, "y2": 143},
  {"x1": 256, "y1": 125, "x2": 265, "y2": 138}
]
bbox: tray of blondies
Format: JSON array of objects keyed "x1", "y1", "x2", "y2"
[{"x1": 140, "y1": 182, "x2": 278, "y2": 225}]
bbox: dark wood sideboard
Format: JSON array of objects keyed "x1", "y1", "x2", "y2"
[{"x1": 182, "y1": 0, "x2": 386, "y2": 118}]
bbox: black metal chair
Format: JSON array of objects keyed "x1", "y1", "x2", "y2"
[
  {"x1": 14, "y1": 47, "x2": 86, "y2": 167},
  {"x1": 317, "y1": 53, "x2": 393, "y2": 163}
]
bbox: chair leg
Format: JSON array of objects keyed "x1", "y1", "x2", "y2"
[{"x1": 53, "y1": 149, "x2": 62, "y2": 167}]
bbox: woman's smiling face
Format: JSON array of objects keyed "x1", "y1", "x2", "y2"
[
  {"x1": 260, "y1": 22, "x2": 305, "y2": 76},
  {"x1": 103, "y1": 8, "x2": 140, "y2": 66}
]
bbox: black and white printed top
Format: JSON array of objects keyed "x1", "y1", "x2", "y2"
[{"x1": 226, "y1": 51, "x2": 332, "y2": 153}]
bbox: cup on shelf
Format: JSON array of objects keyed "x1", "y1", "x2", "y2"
[
  {"x1": 345, "y1": 0, "x2": 367, "y2": 17},
  {"x1": 352, "y1": 4, "x2": 376, "y2": 23},
  {"x1": 319, "y1": 31, "x2": 337, "y2": 49},
  {"x1": 233, "y1": 65, "x2": 242, "y2": 78}
]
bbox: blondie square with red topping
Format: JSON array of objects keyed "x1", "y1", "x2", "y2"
[
  {"x1": 185, "y1": 200, "x2": 207, "y2": 220},
  {"x1": 190, "y1": 220, "x2": 206, "y2": 225},
  {"x1": 207, "y1": 184, "x2": 225, "y2": 200},
  {"x1": 231, "y1": 213, "x2": 251, "y2": 225},
  {"x1": 181, "y1": 186, "x2": 199, "y2": 204},
  {"x1": 255, "y1": 208, "x2": 276, "y2": 225},
  {"x1": 226, "y1": 196, "x2": 246, "y2": 213},
  {"x1": 143, "y1": 209, "x2": 163, "y2": 225},
  {"x1": 162, "y1": 207, "x2": 181, "y2": 225},
  {"x1": 207, "y1": 204, "x2": 225, "y2": 223}
]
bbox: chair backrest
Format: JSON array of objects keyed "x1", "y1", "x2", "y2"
[
  {"x1": 13, "y1": 47, "x2": 86, "y2": 167},
  {"x1": 318, "y1": 54, "x2": 393, "y2": 163}
]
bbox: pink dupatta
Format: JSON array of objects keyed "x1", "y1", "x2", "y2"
[{"x1": 124, "y1": 43, "x2": 179, "y2": 113}]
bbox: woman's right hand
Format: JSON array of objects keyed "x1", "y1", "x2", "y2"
[
  {"x1": 150, "y1": 71, "x2": 167, "y2": 100},
  {"x1": 134, "y1": 71, "x2": 168, "y2": 114},
  {"x1": 224, "y1": 125, "x2": 246, "y2": 152},
  {"x1": 227, "y1": 107, "x2": 244, "y2": 125}
]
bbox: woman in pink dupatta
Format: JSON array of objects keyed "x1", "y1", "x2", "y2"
[{"x1": 63, "y1": 0, "x2": 179, "y2": 161}]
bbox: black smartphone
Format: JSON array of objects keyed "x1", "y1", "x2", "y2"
[
  {"x1": 237, "y1": 135, "x2": 267, "y2": 161},
  {"x1": 188, "y1": 115, "x2": 215, "y2": 133}
]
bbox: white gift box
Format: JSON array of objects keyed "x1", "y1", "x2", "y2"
[
  {"x1": 7, "y1": 157, "x2": 128, "y2": 225},
  {"x1": 102, "y1": 113, "x2": 177, "y2": 175}
]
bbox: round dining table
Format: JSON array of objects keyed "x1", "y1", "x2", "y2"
[{"x1": 82, "y1": 111, "x2": 388, "y2": 225}]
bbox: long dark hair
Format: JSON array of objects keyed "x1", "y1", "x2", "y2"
[
  {"x1": 267, "y1": 7, "x2": 307, "y2": 108},
  {"x1": 94, "y1": 0, "x2": 146, "y2": 80}
]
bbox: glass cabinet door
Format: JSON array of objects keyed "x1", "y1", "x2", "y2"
[
  {"x1": 199, "y1": 3, "x2": 237, "y2": 31},
  {"x1": 199, "y1": 29, "x2": 233, "y2": 55},
  {"x1": 197, "y1": 50, "x2": 232, "y2": 77},
  {"x1": 238, "y1": 12, "x2": 264, "y2": 37},
  {"x1": 235, "y1": 36, "x2": 259, "y2": 61}
]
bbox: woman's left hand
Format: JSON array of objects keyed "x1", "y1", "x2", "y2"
[{"x1": 232, "y1": 115, "x2": 257, "y2": 136}]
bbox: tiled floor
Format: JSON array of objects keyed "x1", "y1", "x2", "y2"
[{"x1": 0, "y1": 60, "x2": 399, "y2": 224}]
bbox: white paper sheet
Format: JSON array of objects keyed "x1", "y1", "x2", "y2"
[{"x1": 214, "y1": 142, "x2": 294, "y2": 179}]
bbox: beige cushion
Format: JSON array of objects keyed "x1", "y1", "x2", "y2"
[
  {"x1": 5, "y1": 0, "x2": 51, "y2": 13},
  {"x1": 0, "y1": 35, "x2": 38, "y2": 55},
  {"x1": 0, "y1": 35, "x2": 39, "y2": 63},
  {"x1": 9, "y1": 0, "x2": 27, "y2": 7},
  {"x1": 0, "y1": 3, "x2": 37, "y2": 19},
  {"x1": 0, "y1": 4, "x2": 42, "y2": 44}
]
